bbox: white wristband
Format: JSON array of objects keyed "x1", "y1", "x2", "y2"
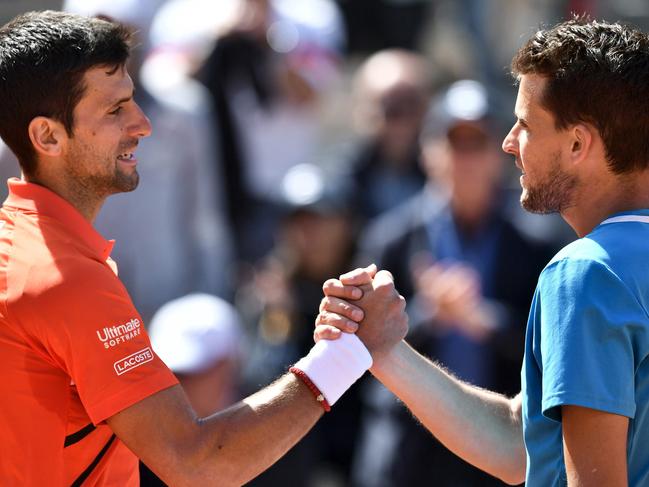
[{"x1": 292, "y1": 332, "x2": 372, "y2": 406}]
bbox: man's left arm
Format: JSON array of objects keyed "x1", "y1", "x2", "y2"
[{"x1": 562, "y1": 405, "x2": 628, "y2": 487}]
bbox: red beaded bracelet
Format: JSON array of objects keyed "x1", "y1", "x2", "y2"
[{"x1": 289, "y1": 366, "x2": 331, "y2": 412}]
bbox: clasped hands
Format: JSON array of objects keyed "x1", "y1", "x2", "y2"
[{"x1": 315, "y1": 264, "x2": 409, "y2": 365}]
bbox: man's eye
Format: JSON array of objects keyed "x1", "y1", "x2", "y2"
[{"x1": 109, "y1": 106, "x2": 123, "y2": 115}]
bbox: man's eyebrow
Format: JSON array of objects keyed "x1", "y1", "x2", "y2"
[
  {"x1": 105, "y1": 64, "x2": 121, "y2": 76},
  {"x1": 107, "y1": 89, "x2": 135, "y2": 108},
  {"x1": 514, "y1": 112, "x2": 528, "y2": 125}
]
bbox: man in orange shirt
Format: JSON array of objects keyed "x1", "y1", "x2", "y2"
[{"x1": 0, "y1": 11, "x2": 408, "y2": 486}]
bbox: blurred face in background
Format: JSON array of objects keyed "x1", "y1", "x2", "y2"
[
  {"x1": 423, "y1": 122, "x2": 503, "y2": 223},
  {"x1": 174, "y1": 357, "x2": 239, "y2": 417},
  {"x1": 353, "y1": 50, "x2": 430, "y2": 165},
  {"x1": 280, "y1": 209, "x2": 354, "y2": 280},
  {"x1": 234, "y1": 0, "x2": 271, "y2": 39},
  {"x1": 374, "y1": 84, "x2": 427, "y2": 162}
]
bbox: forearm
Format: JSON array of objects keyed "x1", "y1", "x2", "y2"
[
  {"x1": 372, "y1": 340, "x2": 526, "y2": 485},
  {"x1": 119, "y1": 377, "x2": 323, "y2": 487},
  {"x1": 111, "y1": 335, "x2": 371, "y2": 486},
  {"x1": 189, "y1": 374, "x2": 323, "y2": 486},
  {"x1": 186, "y1": 335, "x2": 372, "y2": 484}
]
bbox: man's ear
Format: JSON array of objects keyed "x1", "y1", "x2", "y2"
[
  {"x1": 27, "y1": 117, "x2": 67, "y2": 158},
  {"x1": 569, "y1": 123, "x2": 594, "y2": 164}
]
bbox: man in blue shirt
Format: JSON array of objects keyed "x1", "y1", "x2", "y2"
[
  {"x1": 522, "y1": 213, "x2": 649, "y2": 485},
  {"x1": 316, "y1": 17, "x2": 649, "y2": 486}
]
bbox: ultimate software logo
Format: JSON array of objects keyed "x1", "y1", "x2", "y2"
[{"x1": 96, "y1": 318, "x2": 142, "y2": 349}]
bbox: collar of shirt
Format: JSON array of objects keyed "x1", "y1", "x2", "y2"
[
  {"x1": 598, "y1": 208, "x2": 649, "y2": 227},
  {"x1": 3, "y1": 178, "x2": 115, "y2": 261}
]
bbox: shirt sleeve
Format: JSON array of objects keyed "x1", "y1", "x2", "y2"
[
  {"x1": 538, "y1": 258, "x2": 639, "y2": 422},
  {"x1": 31, "y1": 259, "x2": 179, "y2": 424}
]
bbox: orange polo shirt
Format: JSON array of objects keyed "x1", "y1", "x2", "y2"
[{"x1": 0, "y1": 178, "x2": 178, "y2": 486}]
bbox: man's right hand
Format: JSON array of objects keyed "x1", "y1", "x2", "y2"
[{"x1": 315, "y1": 265, "x2": 409, "y2": 362}]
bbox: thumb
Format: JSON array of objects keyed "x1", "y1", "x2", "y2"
[{"x1": 340, "y1": 263, "x2": 378, "y2": 285}]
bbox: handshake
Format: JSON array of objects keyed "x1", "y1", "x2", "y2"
[
  {"x1": 289, "y1": 263, "x2": 409, "y2": 413},
  {"x1": 315, "y1": 263, "x2": 409, "y2": 363}
]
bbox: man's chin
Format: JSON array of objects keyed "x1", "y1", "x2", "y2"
[
  {"x1": 520, "y1": 192, "x2": 558, "y2": 215},
  {"x1": 519, "y1": 163, "x2": 577, "y2": 215},
  {"x1": 114, "y1": 172, "x2": 139, "y2": 193}
]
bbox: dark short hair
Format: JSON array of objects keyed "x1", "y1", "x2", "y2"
[
  {"x1": 512, "y1": 17, "x2": 649, "y2": 174},
  {"x1": 0, "y1": 11, "x2": 131, "y2": 175}
]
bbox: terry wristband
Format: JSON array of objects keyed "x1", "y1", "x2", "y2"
[{"x1": 292, "y1": 332, "x2": 372, "y2": 408}]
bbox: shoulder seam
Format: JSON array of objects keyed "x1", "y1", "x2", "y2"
[{"x1": 542, "y1": 258, "x2": 649, "y2": 323}]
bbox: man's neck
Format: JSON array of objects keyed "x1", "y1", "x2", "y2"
[
  {"x1": 22, "y1": 173, "x2": 105, "y2": 223},
  {"x1": 562, "y1": 169, "x2": 649, "y2": 237}
]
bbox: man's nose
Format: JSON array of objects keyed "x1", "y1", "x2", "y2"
[
  {"x1": 501, "y1": 126, "x2": 518, "y2": 156},
  {"x1": 130, "y1": 103, "x2": 152, "y2": 138}
]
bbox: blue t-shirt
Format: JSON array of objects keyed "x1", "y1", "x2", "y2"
[{"x1": 522, "y1": 211, "x2": 649, "y2": 486}]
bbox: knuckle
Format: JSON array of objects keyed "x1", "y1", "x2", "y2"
[
  {"x1": 322, "y1": 279, "x2": 337, "y2": 292},
  {"x1": 346, "y1": 285, "x2": 360, "y2": 296},
  {"x1": 333, "y1": 313, "x2": 346, "y2": 324},
  {"x1": 375, "y1": 283, "x2": 391, "y2": 295}
]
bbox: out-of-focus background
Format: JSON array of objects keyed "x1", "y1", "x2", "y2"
[{"x1": 1, "y1": 1, "x2": 648, "y2": 485}]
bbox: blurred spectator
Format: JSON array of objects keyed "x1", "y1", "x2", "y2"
[
  {"x1": 351, "y1": 80, "x2": 557, "y2": 486},
  {"x1": 348, "y1": 49, "x2": 429, "y2": 222},
  {"x1": 237, "y1": 164, "x2": 362, "y2": 486},
  {"x1": 63, "y1": 0, "x2": 235, "y2": 322},
  {"x1": 337, "y1": 0, "x2": 435, "y2": 53},
  {"x1": 148, "y1": 293, "x2": 243, "y2": 416},
  {"x1": 418, "y1": 1, "x2": 564, "y2": 131},
  {"x1": 158, "y1": 0, "x2": 346, "y2": 264},
  {"x1": 143, "y1": 293, "x2": 244, "y2": 486}
]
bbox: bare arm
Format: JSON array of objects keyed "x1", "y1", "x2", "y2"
[
  {"x1": 370, "y1": 341, "x2": 526, "y2": 485},
  {"x1": 107, "y1": 375, "x2": 323, "y2": 486},
  {"x1": 562, "y1": 405, "x2": 628, "y2": 486},
  {"x1": 317, "y1": 267, "x2": 526, "y2": 485}
]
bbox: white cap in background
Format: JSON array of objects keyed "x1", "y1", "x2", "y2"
[
  {"x1": 422, "y1": 79, "x2": 492, "y2": 140},
  {"x1": 148, "y1": 293, "x2": 242, "y2": 374}
]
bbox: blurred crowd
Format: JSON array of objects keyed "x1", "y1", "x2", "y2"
[{"x1": 2, "y1": 0, "x2": 647, "y2": 485}]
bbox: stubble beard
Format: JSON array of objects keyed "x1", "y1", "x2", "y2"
[
  {"x1": 520, "y1": 153, "x2": 578, "y2": 214},
  {"x1": 111, "y1": 167, "x2": 139, "y2": 193},
  {"x1": 67, "y1": 141, "x2": 140, "y2": 201},
  {"x1": 107, "y1": 139, "x2": 140, "y2": 194}
]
